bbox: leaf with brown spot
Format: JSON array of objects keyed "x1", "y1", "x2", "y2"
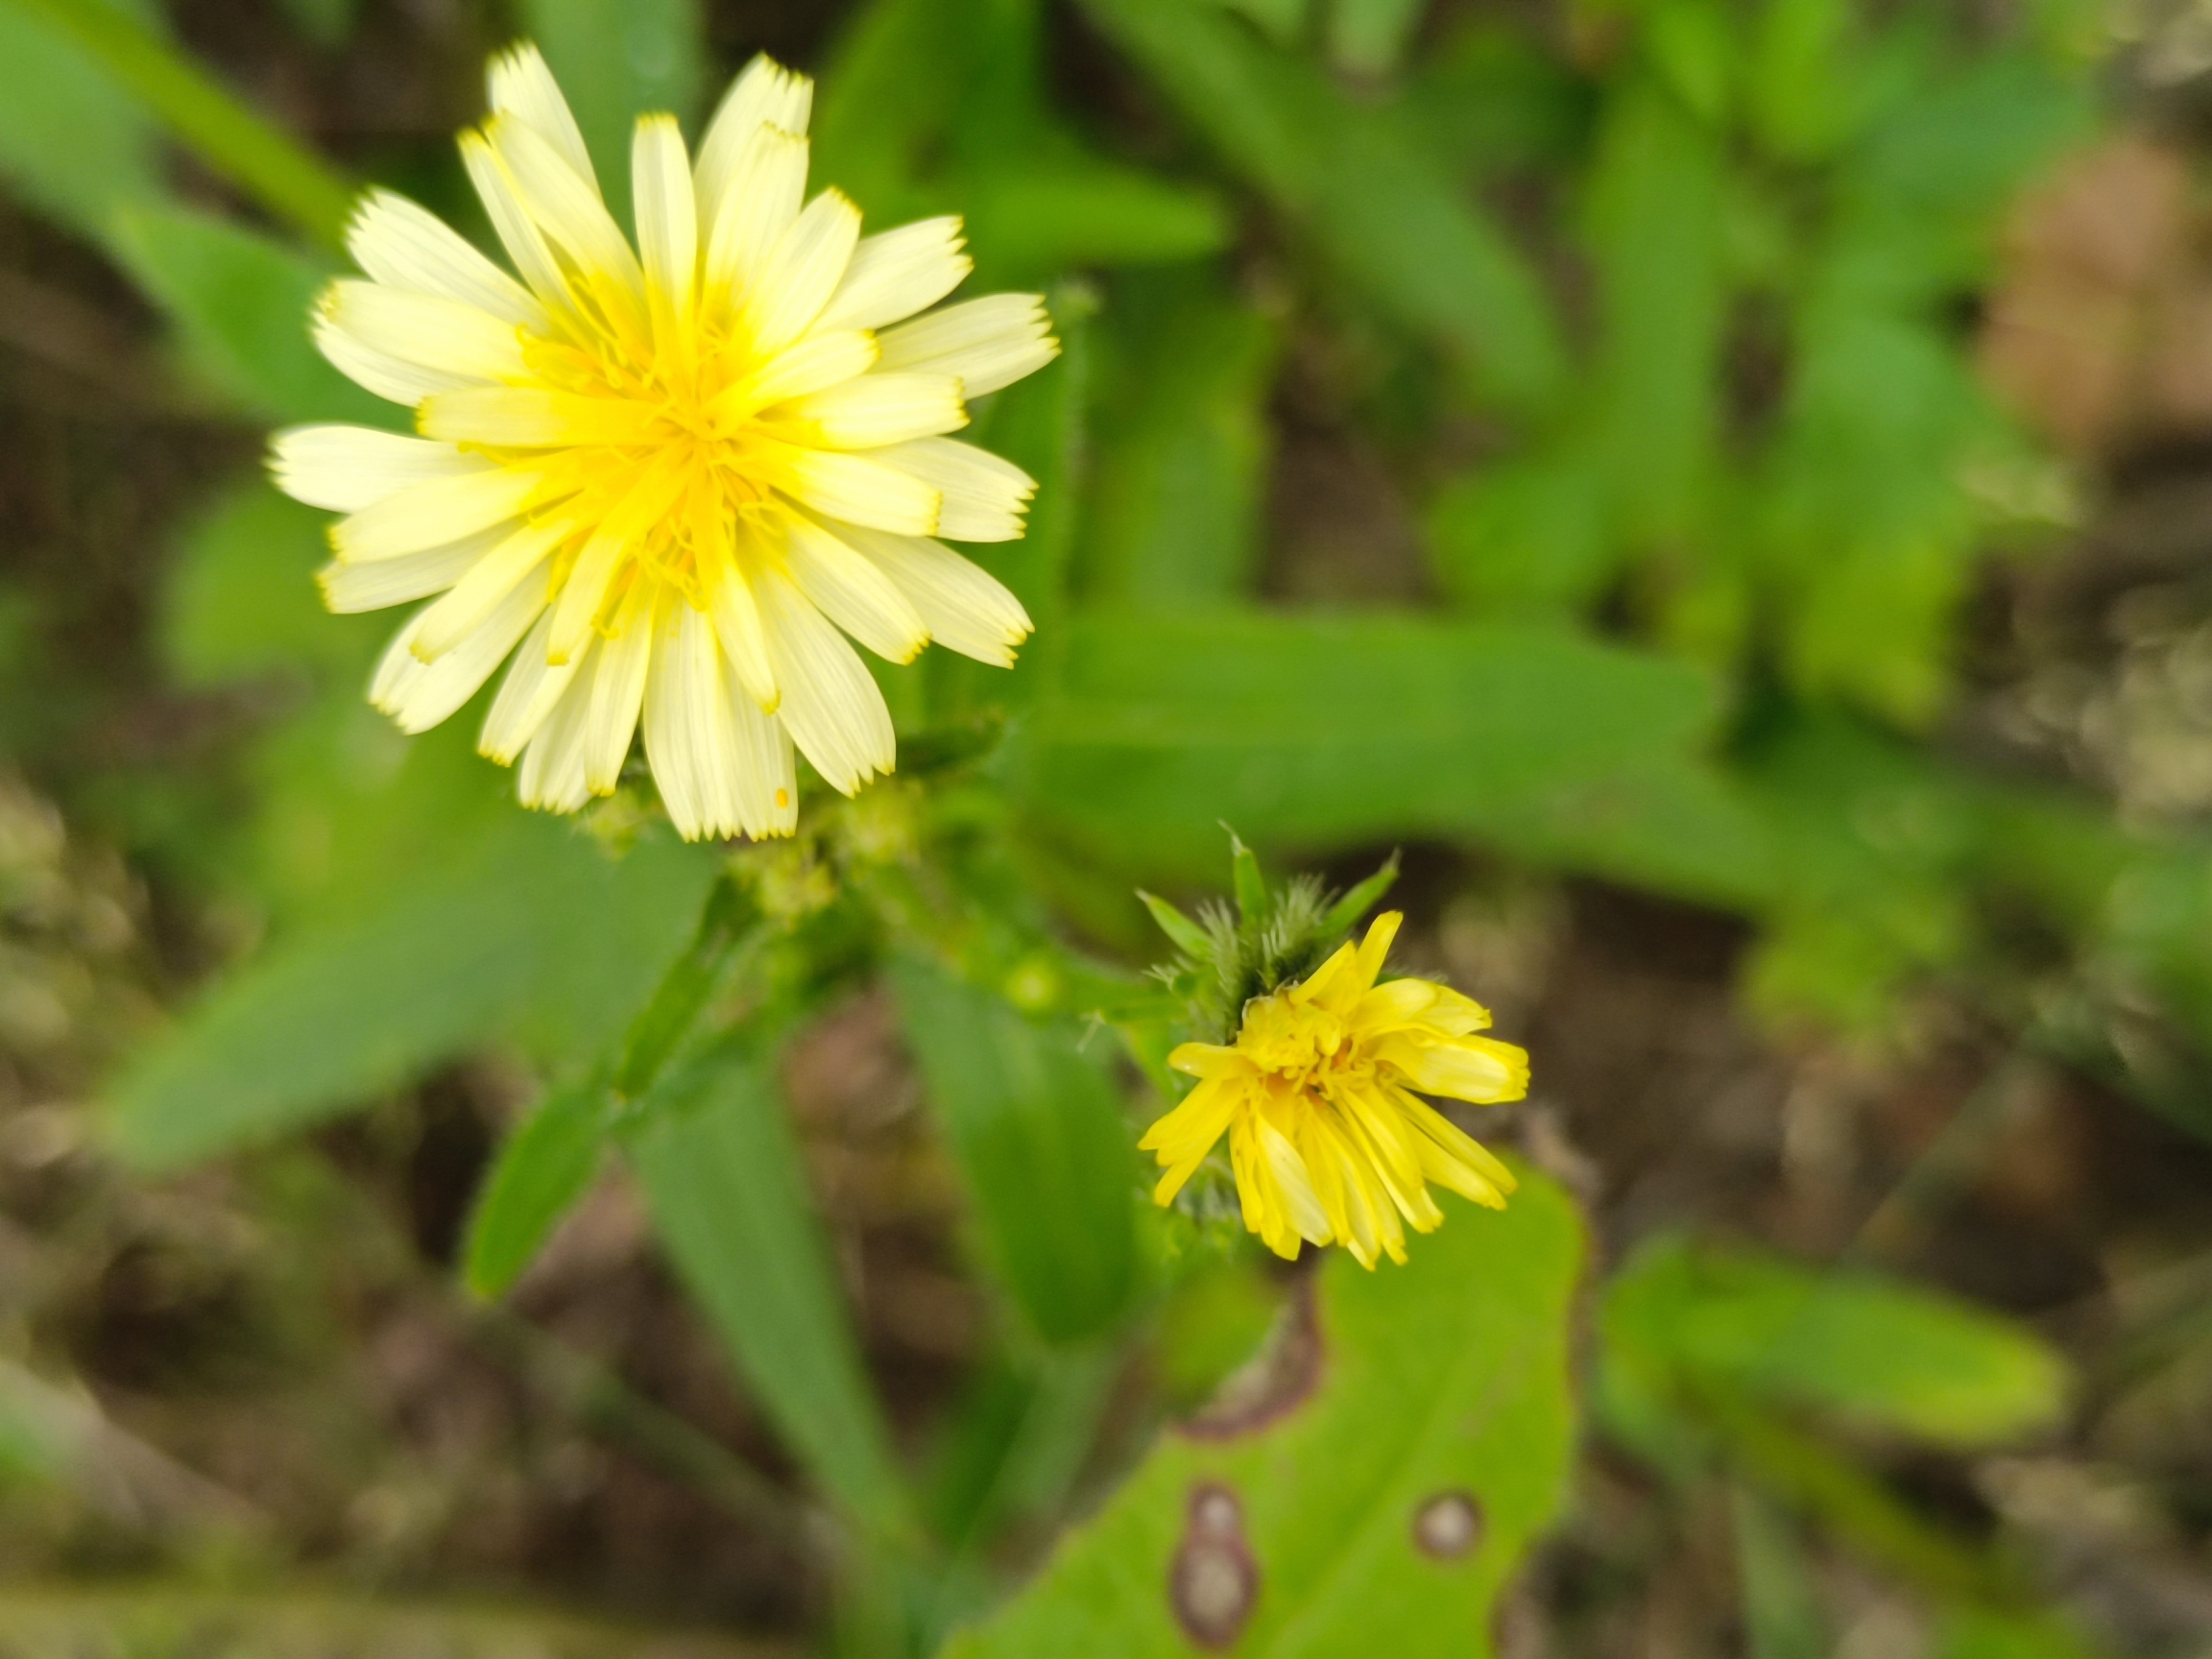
[{"x1": 939, "y1": 1166, "x2": 1581, "y2": 1658}]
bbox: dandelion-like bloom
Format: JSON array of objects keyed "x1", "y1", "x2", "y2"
[
  {"x1": 1140, "y1": 912, "x2": 1528, "y2": 1268},
  {"x1": 269, "y1": 46, "x2": 1056, "y2": 839}
]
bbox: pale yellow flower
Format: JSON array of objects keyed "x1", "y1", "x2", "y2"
[
  {"x1": 270, "y1": 46, "x2": 1056, "y2": 839},
  {"x1": 1140, "y1": 912, "x2": 1527, "y2": 1268}
]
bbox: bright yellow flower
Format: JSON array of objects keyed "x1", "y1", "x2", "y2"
[
  {"x1": 1140, "y1": 912, "x2": 1528, "y2": 1268},
  {"x1": 270, "y1": 46, "x2": 1055, "y2": 840}
]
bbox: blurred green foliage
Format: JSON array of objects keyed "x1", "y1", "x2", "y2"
[{"x1": 0, "y1": 0, "x2": 2168, "y2": 1651}]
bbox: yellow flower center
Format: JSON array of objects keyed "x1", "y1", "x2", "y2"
[
  {"x1": 499, "y1": 317, "x2": 800, "y2": 619},
  {"x1": 1237, "y1": 992, "x2": 1363, "y2": 1095}
]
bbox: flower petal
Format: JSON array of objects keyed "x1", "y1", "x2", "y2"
[
  {"x1": 347, "y1": 189, "x2": 545, "y2": 329},
  {"x1": 761, "y1": 444, "x2": 940, "y2": 536},
  {"x1": 754, "y1": 565, "x2": 893, "y2": 794},
  {"x1": 373, "y1": 573, "x2": 546, "y2": 734},
  {"x1": 779, "y1": 512, "x2": 928, "y2": 663},
  {"x1": 694, "y1": 53, "x2": 812, "y2": 221},
  {"x1": 320, "y1": 279, "x2": 529, "y2": 382},
  {"x1": 481, "y1": 607, "x2": 583, "y2": 762},
  {"x1": 744, "y1": 188, "x2": 861, "y2": 356},
  {"x1": 702, "y1": 126, "x2": 808, "y2": 304},
  {"x1": 816, "y1": 216, "x2": 971, "y2": 333},
  {"x1": 330, "y1": 468, "x2": 541, "y2": 565},
  {"x1": 831, "y1": 524, "x2": 1030, "y2": 667},
  {"x1": 868, "y1": 437, "x2": 1034, "y2": 541},
  {"x1": 1376, "y1": 1032, "x2": 1529, "y2": 1105},
  {"x1": 876, "y1": 293, "x2": 1057, "y2": 396},
  {"x1": 318, "y1": 527, "x2": 504, "y2": 613},
  {"x1": 781, "y1": 373, "x2": 968, "y2": 450},
  {"x1": 583, "y1": 584, "x2": 655, "y2": 794},
  {"x1": 411, "y1": 517, "x2": 567, "y2": 661},
  {"x1": 270, "y1": 424, "x2": 487, "y2": 514},
  {"x1": 517, "y1": 649, "x2": 598, "y2": 812},
  {"x1": 487, "y1": 41, "x2": 597, "y2": 188}
]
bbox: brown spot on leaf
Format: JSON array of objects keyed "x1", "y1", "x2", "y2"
[
  {"x1": 1411, "y1": 1489, "x2": 1484, "y2": 1561},
  {"x1": 1179, "y1": 1276, "x2": 1324, "y2": 1440},
  {"x1": 1170, "y1": 1482, "x2": 1259, "y2": 1649}
]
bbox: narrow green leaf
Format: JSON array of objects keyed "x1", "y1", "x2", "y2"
[
  {"x1": 1018, "y1": 611, "x2": 1771, "y2": 908},
  {"x1": 1584, "y1": 77, "x2": 1727, "y2": 545},
  {"x1": 1934, "y1": 1609, "x2": 2101, "y2": 1659},
  {"x1": 1229, "y1": 833, "x2": 1267, "y2": 925},
  {"x1": 108, "y1": 203, "x2": 385, "y2": 425},
  {"x1": 1137, "y1": 891, "x2": 1210, "y2": 959},
  {"x1": 625, "y1": 1046, "x2": 914, "y2": 1539},
  {"x1": 517, "y1": 0, "x2": 702, "y2": 227},
  {"x1": 1603, "y1": 1235, "x2": 2070, "y2": 1447},
  {"x1": 926, "y1": 288, "x2": 1087, "y2": 723},
  {"x1": 1081, "y1": 0, "x2": 1567, "y2": 414},
  {"x1": 1319, "y1": 852, "x2": 1401, "y2": 937},
  {"x1": 613, "y1": 877, "x2": 758, "y2": 1099},
  {"x1": 942, "y1": 1167, "x2": 1582, "y2": 1658},
  {"x1": 1425, "y1": 448, "x2": 1618, "y2": 619},
  {"x1": 164, "y1": 479, "x2": 381, "y2": 685},
  {"x1": 1642, "y1": 0, "x2": 1736, "y2": 125},
  {"x1": 1733, "y1": 1484, "x2": 1826, "y2": 1659},
  {"x1": 963, "y1": 160, "x2": 1228, "y2": 284},
  {"x1": 106, "y1": 819, "x2": 713, "y2": 1169},
  {"x1": 814, "y1": 0, "x2": 1223, "y2": 283},
  {"x1": 463, "y1": 1082, "x2": 613, "y2": 1299},
  {"x1": 812, "y1": 0, "x2": 965, "y2": 216},
  {"x1": 3, "y1": 0, "x2": 355, "y2": 247},
  {"x1": 0, "y1": 0, "x2": 162, "y2": 248},
  {"x1": 888, "y1": 956, "x2": 1138, "y2": 1345},
  {"x1": 1746, "y1": 0, "x2": 1865, "y2": 162},
  {"x1": 1079, "y1": 268, "x2": 1275, "y2": 608},
  {"x1": 1328, "y1": 0, "x2": 1426, "y2": 76},
  {"x1": 1221, "y1": 0, "x2": 1309, "y2": 44}
]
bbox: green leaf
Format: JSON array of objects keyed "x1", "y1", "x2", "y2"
[
  {"x1": 1229, "y1": 832, "x2": 1267, "y2": 924},
  {"x1": 963, "y1": 160, "x2": 1228, "y2": 285},
  {"x1": 0, "y1": 0, "x2": 162, "y2": 248},
  {"x1": 463, "y1": 1082, "x2": 613, "y2": 1299},
  {"x1": 1745, "y1": 0, "x2": 1866, "y2": 162},
  {"x1": 1220, "y1": 0, "x2": 1308, "y2": 45},
  {"x1": 925, "y1": 290, "x2": 1087, "y2": 724},
  {"x1": 1080, "y1": 268, "x2": 1277, "y2": 608},
  {"x1": 1082, "y1": 0, "x2": 1567, "y2": 415},
  {"x1": 888, "y1": 955, "x2": 1139, "y2": 1345},
  {"x1": 1934, "y1": 1609, "x2": 2100, "y2": 1659},
  {"x1": 942, "y1": 1167, "x2": 1582, "y2": 1658},
  {"x1": 164, "y1": 478, "x2": 379, "y2": 686},
  {"x1": 4, "y1": 0, "x2": 355, "y2": 247},
  {"x1": 106, "y1": 818, "x2": 713, "y2": 1169},
  {"x1": 1138, "y1": 891, "x2": 1211, "y2": 959},
  {"x1": 1327, "y1": 0, "x2": 1426, "y2": 76},
  {"x1": 814, "y1": 0, "x2": 1224, "y2": 284},
  {"x1": 1733, "y1": 1485, "x2": 1826, "y2": 1659},
  {"x1": 1583, "y1": 77, "x2": 1727, "y2": 545},
  {"x1": 108, "y1": 202, "x2": 386, "y2": 424},
  {"x1": 1404, "y1": 22, "x2": 1593, "y2": 177},
  {"x1": 1641, "y1": 0, "x2": 1736, "y2": 125},
  {"x1": 1319, "y1": 852, "x2": 1400, "y2": 936},
  {"x1": 1018, "y1": 611, "x2": 1771, "y2": 907},
  {"x1": 812, "y1": 0, "x2": 968, "y2": 216},
  {"x1": 1603, "y1": 1235, "x2": 2069, "y2": 1447},
  {"x1": 612, "y1": 877, "x2": 758, "y2": 1099},
  {"x1": 517, "y1": 0, "x2": 703, "y2": 227},
  {"x1": 625, "y1": 1046, "x2": 914, "y2": 1539},
  {"x1": 1426, "y1": 449, "x2": 1616, "y2": 618}
]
